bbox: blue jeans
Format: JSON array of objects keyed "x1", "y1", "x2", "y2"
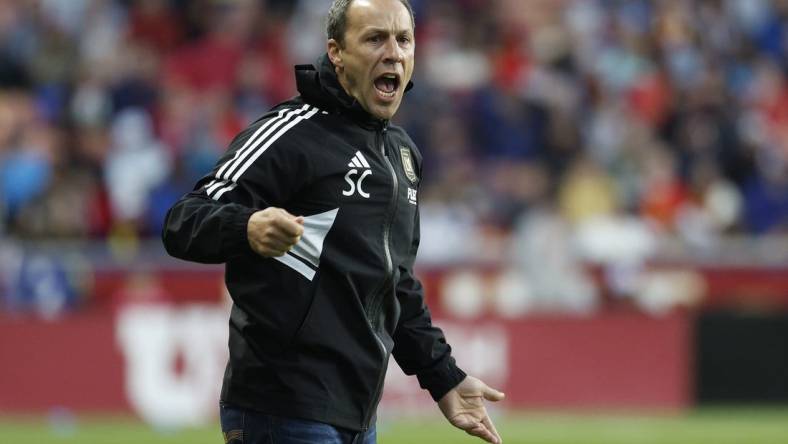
[{"x1": 219, "y1": 403, "x2": 377, "y2": 444}]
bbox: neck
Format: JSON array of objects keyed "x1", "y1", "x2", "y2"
[{"x1": 335, "y1": 69, "x2": 358, "y2": 105}]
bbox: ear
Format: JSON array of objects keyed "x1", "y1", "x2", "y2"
[{"x1": 327, "y1": 39, "x2": 343, "y2": 69}]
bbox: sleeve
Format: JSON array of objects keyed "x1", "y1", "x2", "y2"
[
  {"x1": 162, "y1": 105, "x2": 318, "y2": 263},
  {"x1": 391, "y1": 205, "x2": 467, "y2": 402}
]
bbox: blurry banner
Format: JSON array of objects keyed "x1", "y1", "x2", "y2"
[
  {"x1": 0, "y1": 313, "x2": 127, "y2": 412},
  {"x1": 9, "y1": 263, "x2": 774, "y2": 424},
  {"x1": 0, "y1": 303, "x2": 691, "y2": 426},
  {"x1": 503, "y1": 314, "x2": 691, "y2": 408},
  {"x1": 116, "y1": 303, "x2": 229, "y2": 427}
]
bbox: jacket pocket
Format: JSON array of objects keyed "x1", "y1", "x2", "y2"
[{"x1": 283, "y1": 275, "x2": 321, "y2": 350}]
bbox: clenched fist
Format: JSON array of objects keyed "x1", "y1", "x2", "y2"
[{"x1": 247, "y1": 208, "x2": 304, "y2": 257}]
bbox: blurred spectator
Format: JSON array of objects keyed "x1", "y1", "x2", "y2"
[
  {"x1": 509, "y1": 207, "x2": 599, "y2": 315},
  {"x1": 0, "y1": 0, "x2": 786, "y2": 244},
  {"x1": 104, "y1": 108, "x2": 171, "y2": 231},
  {"x1": 0, "y1": 244, "x2": 85, "y2": 319},
  {"x1": 0, "y1": 89, "x2": 53, "y2": 230}
]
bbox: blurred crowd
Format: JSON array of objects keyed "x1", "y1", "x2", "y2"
[{"x1": 1, "y1": 0, "x2": 787, "y2": 244}]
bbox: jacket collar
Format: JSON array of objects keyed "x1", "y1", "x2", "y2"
[{"x1": 295, "y1": 53, "x2": 413, "y2": 130}]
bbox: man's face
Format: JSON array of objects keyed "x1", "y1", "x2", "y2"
[{"x1": 328, "y1": 0, "x2": 415, "y2": 120}]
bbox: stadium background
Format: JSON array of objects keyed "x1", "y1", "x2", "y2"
[{"x1": 1, "y1": 0, "x2": 787, "y2": 442}]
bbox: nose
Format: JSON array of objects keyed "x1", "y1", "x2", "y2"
[{"x1": 382, "y1": 36, "x2": 403, "y2": 65}]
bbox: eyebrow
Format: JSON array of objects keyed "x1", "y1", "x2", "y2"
[{"x1": 361, "y1": 27, "x2": 413, "y2": 35}]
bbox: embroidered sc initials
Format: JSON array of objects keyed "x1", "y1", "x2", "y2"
[{"x1": 343, "y1": 151, "x2": 372, "y2": 199}]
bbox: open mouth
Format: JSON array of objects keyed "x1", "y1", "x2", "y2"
[{"x1": 373, "y1": 73, "x2": 400, "y2": 100}]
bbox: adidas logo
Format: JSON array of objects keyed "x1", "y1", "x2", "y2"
[
  {"x1": 342, "y1": 151, "x2": 372, "y2": 198},
  {"x1": 348, "y1": 151, "x2": 371, "y2": 169}
]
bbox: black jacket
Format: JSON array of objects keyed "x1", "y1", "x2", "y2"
[{"x1": 162, "y1": 54, "x2": 465, "y2": 431}]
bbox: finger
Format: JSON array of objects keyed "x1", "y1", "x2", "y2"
[
  {"x1": 275, "y1": 217, "x2": 305, "y2": 237},
  {"x1": 465, "y1": 422, "x2": 495, "y2": 443},
  {"x1": 268, "y1": 229, "x2": 301, "y2": 247},
  {"x1": 481, "y1": 415, "x2": 502, "y2": 444},
  {"x1": 260, "y1": 238, "x2": 292, "y2": 256},
  {"x1": 265, "y1": 234, "x2": 293, "y2": 249},
  {"x1": 482, "y1": 384, "x2": 506, "y2": 402},
  {"x1": 275, "y1": 209, "x2": 304, "y2": 228},
  {"x1": 463, "y1": 423, "x2": 484, "y2": 436}
]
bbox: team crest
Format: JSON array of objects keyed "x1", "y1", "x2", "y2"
[{"x1": 399, "y1": 147, "x2": 417, "y2": 183}]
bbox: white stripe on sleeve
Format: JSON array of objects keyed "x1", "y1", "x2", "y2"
[
  {"x1": 217, "y1": 105, "x2": 309, "y2": 180},
  {"x1": 211, "y1": 183, "x2": 237, "y2": 201},
  {"x1": 208, "y1": 105, "x2": 320, "y2": 200},
  {"x1": 229, "y1": 106, "x2": 320, "y2": 183}
]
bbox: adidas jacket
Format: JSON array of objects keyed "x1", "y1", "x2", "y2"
[{"x1": 162, "y1": 54, "x2": 466, "y2": 432}]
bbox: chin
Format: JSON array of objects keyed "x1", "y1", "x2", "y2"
[
  {"x1": 376, "y1": 110, "x2": 397, "y2": 120},
  {"x1": 371, "y1": 103, "x2": 401, "y2": 120}
]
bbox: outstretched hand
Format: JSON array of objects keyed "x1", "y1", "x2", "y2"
[{"x1": 438, "y1": 375, "x2": 505, "y2": 444}]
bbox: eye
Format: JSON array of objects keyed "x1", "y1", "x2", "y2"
[{"x1": 368, "y1": 34, "x2": 382, "y2": 43}]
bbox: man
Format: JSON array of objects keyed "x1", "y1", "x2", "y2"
[{"x1": 162, "y1": 0, "x2": 504, "y2": 443}]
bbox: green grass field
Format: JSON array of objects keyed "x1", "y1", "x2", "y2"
[{"x1": 2, "y1": 407, "x2": 788, "y2": 444}]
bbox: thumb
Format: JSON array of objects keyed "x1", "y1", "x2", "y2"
[
  {"x1": 294, "y1": 216, "x2": 304, "y2": 225},
  {"x1": 482, "y1": 384, "x2": 505, "y2": 402}
]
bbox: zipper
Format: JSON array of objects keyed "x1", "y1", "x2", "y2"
[
  {"x1": 365, "y1": 123, "x2": 397, "y2": 325},
  {"x1": 360, "y1": 328, "x2": 388, "y2": 432},
  {"x1": 361, "y1": 122, "x2": 398, "y2": 431}
]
